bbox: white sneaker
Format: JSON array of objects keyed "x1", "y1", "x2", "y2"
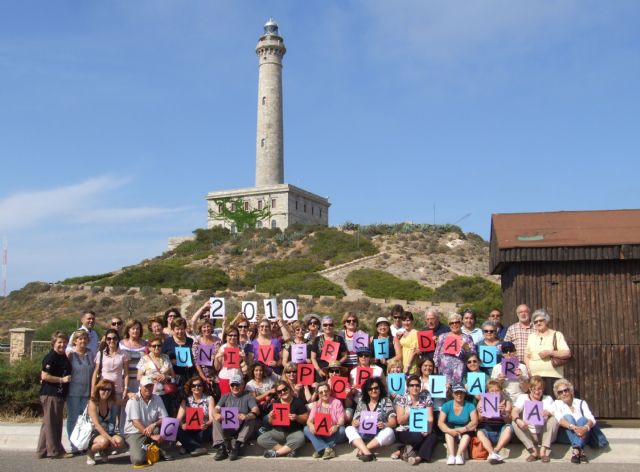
[
  {"x1": 494, "y1": 453, "x2": 504, "y2": 463},
  {"x1": 86, "y1": 453, "x2": 96, "y2": 466},
  {"x1": 455, "y1": 455, "x2": 464, "y2": 465},
  {"x1": 447, "y1": 455, "x2": 456, "y2": 465}
]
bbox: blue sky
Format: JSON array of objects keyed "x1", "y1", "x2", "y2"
[{"x1": 1, "y1": 0, "x2": 639, "y2": 292}]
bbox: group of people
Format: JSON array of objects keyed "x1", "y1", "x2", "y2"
[{"x1": 37, "y1": 303, "x2": 600, "y2": 466}]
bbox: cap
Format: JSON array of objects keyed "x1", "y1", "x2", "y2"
[
  {"x1": 452, "y1": 383, "x2": 466, "y2": 393},
  {"x1": 229, "y1": 374, "x2": 244, "y2": 386},
  {"x1": 375, "y1": 316, "x2": 390, "y2": 326},
  {"x1": 140, "y1": 375, "x2": 154, "y2": 386},
  {"x1": 501, "y1": 341, "x2": 516, "y2": 352},
  {"x1": 356, "y1": 346, "x2": 372, "y2": 356},
  {"x1": 324, "y1": 360, "x2": 343, "y2": 371}
]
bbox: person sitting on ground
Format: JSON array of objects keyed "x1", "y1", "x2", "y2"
[
  {"x1": 175, "y1": 376, "x2": 215, "y2": 457},
  {"x1": 123, "y1": 375, "x2": 173, "y2": 466},
  {"x1": 345, "y1": 377, "x2": 397, "y2": 462},
  {"x1": 258, "y1": 381, "x2": 309, "y2": 458},
  {"x1": 438, "y1": 383, "x2": 479, "y2": 465},
  {"x1": 212, "y1": 374, "x2": 259, "y2": 461},
  {"x1": 304, "y1": 382, "x2": 347, "y2": 460},
  {"x1": 553, "y1": 378, "x2": 596, "y2": 464},
  {"x1": 476, "y1": 379, "x2": 513, "y2": 465}
]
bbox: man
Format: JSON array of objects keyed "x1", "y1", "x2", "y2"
[
  {"x1": 461, "y1": 308, "x2": 483, "y2": 344},
  {"x1": 67, "y1": 310, "x2": 99, "y2": 356},
  {"x1": 389, "y1": 304, "x2": 405, "y2": 337},
  {"x1": 423, "y1": 308, "x2": 450, "y2": 339},
  {"x1": 504, "y1": 304, "x2": 533, "y2": 362},
  {"x1": 123, "y1": 376, "x2": 173, "y2": 465},
  {"x1": 212, "y1": 374, "x2": 260, "y2": 461},
  {"x1": 488, "y1": 308, "x2": 507, "y2": 340}
]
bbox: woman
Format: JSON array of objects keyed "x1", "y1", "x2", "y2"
[
  {"x1": 418, "y1": 357, "x2": 445, "y2": 422},
  {"x1": 304, "y1": 382, "x2": 347, "y2": 460},
  {"x1": 162, "y1": 317, "x2": 194, "y2": 414},
  {"x1": 214, "y1": 327, "x2": 252, "y2": 394},
  {"x1": 137, "y1": 335, "x2": 176, "y2": 414},
  {"x1": 434, "y1": 313, "x2": 476, "y2": 384},
  {"x1": 310, "y1": 316, "x2": 348, "y2": 379},
  {"x1": 67, "y1": 329, "x2": 94, "y2": 454},
  {"x1": 553, "y1": 378, "x2": 596, "y2": 464},
  {"x1": 281, "y1": 321, "x2": 310, "y2": 366},
  {"x1": 346, "y1": 377, "x2": 396, "y2": 462},
  {"x1": 397, "y1": 312, "x2": 420, "y2": 374},
  {"x1": 175, "y1": 377, "x2": 215, "y2": 457},
  {"x1": 477, "y1": 321, "x2": 502, "y2": 375},
  {"x1": 370, "y1": 316, "x2": 400, "y2": 369},
  {"x1": 163, "y1": 308, "x2": 182, "y2": 336},
  {"x1": 349, "y1": 347, "x2": 385, "y2": 400},
  {"x1": 252, "y1": 319, "x2": 285, "y2": 372},
  {"x1": 119, "y1": 319, "x2": 147, "y2": 394},
  {"x1": 86, "y1": 379, "x2": 128, "y2": 464},
  {"x1": 464, "y1": 353, "x2": 483, "y2": 404},
  {"x1": 246, "y1": 363, "x2": 279, "y2": 417},
  {"x1": 438, "y1": 383, "x2": 478, "y2": 465},
  {"x1": 461, "y1": 308, "x2": 483, "y2": 345},
  {"x1": 303, "y1": 314, "x2": 321, "y2": 342},
  {"x1": 281, "y1": 362, "x2": 314, "y2": 402},
  {"x1": 147, "y1": 316, "x2": 167, "y2": 344},
  {"x1": 525, "y1": 309, "x2": 571, "y2": 395},
  {"x1": 338, "y1": 312, "x2": 361, "y2": 368},
  {"x1": 192, "y1": 319, "x2": 222, "y2": 394},
  {"x1": 476, "y1": 379, "x2": 513, "y2": 464},
  {"x1": 92, "y1": 329, "x2": 128, "y2": 432},
  {"x1": 37, "y1": 331, "x2": 73, "y2": 459},
  {"x1": 511, "y1": 375, "x2": 558, "y2": 463},
  {"x1": 235, "y1": 316, "x2": 254, "y2": 352},
  {"x1": 259, "y1": 381, "x2": 309, "y2": 458},
  {"x1": 392, "y1": 374, "x2": 438, "y2": 465}
]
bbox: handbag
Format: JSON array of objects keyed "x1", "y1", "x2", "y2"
[
  {"x1": 96, "y1": 349, "x2": 104, "y2": 382},
  {"x1": 70, "y1": 405, "x2": 93, "y2": 450},
  {"x1": 551, "y1": 332, "x2": 572, "y2": 368},
  {"x1": 469, "y1": 436, "x2": 488, "y2": 460}
]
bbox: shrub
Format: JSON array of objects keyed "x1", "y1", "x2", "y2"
[
  {"x1": 308, "y1": 228, "x2": 377, "y2": 264},
  {"x1": 61, "y1": 273, "x2": 113, "y2": 285},
  {"x1": 0, "y1": 358, "x2": 41, "y2": 414},
  {"x1": 243, "y1": 259, "x2": 323, "y2": 288},
  {"x1": 257, "y1": 274, "x2": 345, "y2": 298},
  {"x1": 433, "y1": 276, "x2": 502, "y2": 318},
  {"x1": 34, "y1": 316, "x2": 82, "y2": 341},
  {"x1": 99, "y1": 265, "x2": 229, "y2": 291},
  {"x1": 345, "y1": 269, "x2": 434, "y2": 301}
]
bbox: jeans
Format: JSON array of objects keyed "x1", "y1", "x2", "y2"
[
  {"x1": 177, "y1": 426, "x2": 212, "y2": 452},
  {"x1": 66, "y1": 395, "x2": 89, "y2": 450},
  {"x1": 557, "y1": 416, "x2": 589, "y2": 448},
  {"x1": 303, "y1": 425, "x2": 346, "y2": 452}
]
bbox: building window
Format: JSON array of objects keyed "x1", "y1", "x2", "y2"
[
  {"x1": 258, "y1": 200, "x2": 263, "y2": 210},
  {"x1": 217, "y1": 203, "x2": 223, "y2": 213},
  {"x1": 304, "y1": 203, "x2": 307, "y2": 213},
  {"x1": 295, "y1": 201, "x2": 298, "y2": 210},
  {"x1": 271, "y1": 220, "x2": 277, "y2": 229},
  {"x1": 312, "y1": 206, "x2": 314, "y2": 215},
  {"x1": 271, "y1": 199, "x2": 276, "y2": 209},
  {"x1": 231, "y1": 202, "x2": 236, "y2": 211},
  {"x1": 320, "y1": 209, "x2": 323, "y2": 218},
  {"x1": 262, "y1": 96, "x2": 266, "y2": 105},
  {"x1": 257, "y1": 221, "x2": 262, "y2": 229},
  {"x1": 230, "y1": 224, "x2": 236, "y2": 233},
  {"x1": 244, "y1": 201, "x2": 249, "y2": 211},
  {"x1": 261, "y1": 138, "x2": 265, "y2": 148}
]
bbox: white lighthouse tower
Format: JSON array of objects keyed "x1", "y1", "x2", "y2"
[{"x1": 205, "y1": 19, "x2": 330, "y2": 232}]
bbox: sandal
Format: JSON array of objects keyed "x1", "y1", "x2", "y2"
[
  {"x1": 541, "y1": 455, "x2": 551, "y2": 463},
  {"x1": 526, "y1": 454, "x2": 539, "y2": 462},
  {"x1": 391, "y1": 448, "x2": 403, "y2": 460}
]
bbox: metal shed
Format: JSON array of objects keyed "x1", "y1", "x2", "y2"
[{"x1": 490, "y1": 209, "x2": 640, "y2": 418}]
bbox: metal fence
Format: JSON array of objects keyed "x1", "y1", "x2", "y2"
[{"x1": 31, "y1": 340, "x2": 50, "y2": 360}]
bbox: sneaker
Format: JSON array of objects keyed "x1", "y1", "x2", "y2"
[
  {"x1": 179, "y1": 447, "x2": 188, "y2": 455},
  {"x1": 580, "y1": 454, "x2": 589, "y2": 464},
  {"x1": 312, "y1": 451, "x2": 323, "y2": 459},
  {"x1": 571, "y1": 454, "x2": 581, "y2": 464},
  {"x1": 190, "y1": 447, "x2": 208, "y2": 457},
  {"x1": 86, "y1": 453, "x2": 96, "y2": 466},
  {"x1": 161, "y1": 450, "x2": 174, "y2": 462},
  {"x1": 447, "y1": 455, "x2": 456, "y2": 465},
  {"x1": 455, "y1": 455, "x2": 464, "y2": 465},
  {"x1": 322, "y1": 447, "x2": 336, "y2": 460},
  {"x1": 264, "y1": 450, "x2": 278, "y2": 458},
  {"x1": 214, "y1": 446, "x2": 228, "y2": 461},
  {"x1": 229, "y1": 444, "x2": 241, "y2": 461},
  {"x1": 359, "y1": 454, "x2": 375, "y2": 462},
  {"x1": 408, "y1": 456, "x2": 422, "y2": 466}
]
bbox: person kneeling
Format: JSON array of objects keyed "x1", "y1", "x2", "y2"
[
  {"x1": 212, "y1": 374, "x2": 259, "y2": 461},
  {"x1": 123, "y1": 376, "x2": 174, "y2": 466}
]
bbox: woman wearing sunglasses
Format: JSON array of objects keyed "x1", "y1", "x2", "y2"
[
  {"x1": 86, "y1": 379, "x2": 130, "y2": 464},
  {"x1": 281, "y1": 321, "x2": 311, "y2": 366},
  {"x1": 304, "y1": 382, "x2": 347, "y2": 460},
  {"x1": 252, "y1": 319, "x2": 285, "y2": 373},
  {"x1": 553, "y1": 378, "x2": 596, "y2": 464},
  {"x1": 175, "y1": 377, "x2": 215, "y2": 457},
  {"x1": 476, "y1": 321, "x2": 502, "y2": 375},
  {"x1": 137, "y1": 335, "x2": 176, "y2": 414},
  {"x1": 192, "y1": 319, "x2": 222, "y2": 395},
  {"x1": 338, "y1": 312, "x2": 361, "y2": 368},
  {"x1": 434, "y1": 313, "x2": 476, "y2": 384},
  {"x1": 259, "y1": 381, "x2": 309, "y2": 458},
  {"x1": 310, "y1": 316, "x2": 348, "y2": 379}
]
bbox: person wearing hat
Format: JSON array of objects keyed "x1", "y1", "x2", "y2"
[
  {"x1": 211, "y1": 374, "x2": 260, "y2": 461},
  {"x1": 123, "y1": 375, "x2": 173, "y2": 466},
  {"x1": 370, "y1": 317, "x2": 401, "y2": 369},
  {"x1": 490, "y1": 341, "x2": 529, "y2": 403},
  {"x1": 438, "y1": 383, "x2": 478, "y2": 465}
]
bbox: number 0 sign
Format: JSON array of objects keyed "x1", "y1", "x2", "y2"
[
  {"x1": 282, "y1": 299, "x2": 298, "y2": 321},
  {"x1": 242, "y1": 301, "x2": 258, "y2": 322},
  {"x1": 209, "y1": 297, "x2": 225, "y2": 319}
]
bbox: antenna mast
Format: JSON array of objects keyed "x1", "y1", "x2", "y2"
[{"x1": 1, "y1": 237, "x2": 7, "y2": 297}]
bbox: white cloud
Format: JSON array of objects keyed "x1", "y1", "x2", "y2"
[{"x1": 0, "y1": 175, "x2": 185, "y2": 231}]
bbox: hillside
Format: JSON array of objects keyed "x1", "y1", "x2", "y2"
[{"x1": 0, "y1": 223, "x2": 501, "y2": 339}]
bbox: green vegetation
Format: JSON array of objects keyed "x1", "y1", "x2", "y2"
[
  {"x1": 243, "y1": 259, "x2": 323, "y2": 288},
  {"x1": 343, "y1": 222, "x2": 465, "y2": 238},
  {"x1": 173, "y1": 226, "x2": 232, "y2": 256},
  {"x1": 34, "y1": 316, "x2": 85, "y2": 341},
  {"x1": 61, "y1": 273, "x2": 114, "y2": 285},
  {"x1": 0, "y1": 357, "x2": 41, "y2": 414},
  {"x1": 346, "y1": 269, "x2": 434, "y2": 301},
  {"x1": 308, "y1": 228, "x2": 377, "y2": 264},
  {"x1": 100, "y1": 265, "x2": 229, "y2": 291},
  {"x1": 257, "y1": 273, "x2": 345, "y2": 298},
  {"x1": 433, "y1": 276, "x2": 502, "y2": 317},
  {"x1": 209, "y1": 197, "x2": 273, "y2": 232}
]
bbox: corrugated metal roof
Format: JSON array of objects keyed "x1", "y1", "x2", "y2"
[{"x1": 491, "y1": 209, "x2": 640, "y2": 249}]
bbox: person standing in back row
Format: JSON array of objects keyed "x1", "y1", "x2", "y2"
[{"x1": 504, "y1": 304, "x2": 533, "y2": 363}]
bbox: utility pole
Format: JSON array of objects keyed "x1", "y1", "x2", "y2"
[{"x1": 2, "y1": 237, "x2": 7, "y2": 297}]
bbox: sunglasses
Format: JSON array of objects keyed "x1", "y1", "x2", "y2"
[
  {"x1": 259, "y1": 325, "x2": 270, "y2": 329},
  {"x1": 323, "y1": 324, "x2": 334, "y2": 327},
  {"x1": 238, "y1": 325, "x2": 249, "y2": 329},
  {"x1": 367, "y1": 386, "x2": 380, "y2": 391},
  {"x1": 328, "y1": 369, "x2": 340, "y2": 374},
  {"x1": 308, "y1": 321, "x2": 319, "y2": 326},
  {"x1": 483, "y1": 330, "x2": 495, "y2": 334},
  {"x1": 449, "y1": 321, "x2": 461, "y2": 325},
  {"x1": 276, "y1": 388, "x2": 289, "y2": 394},
  {"x1": 285, "y1": 371, "x2": 296, "y2": 375},
  {"x1": 467, "y1": 360, "x2": 479, "y2": 364},
  {"x1": 534, "y1": 319, "x2": 545, "y2": 324},
  {"x1": 345, "y1": 319, "x2": 357, "y2": 324},
  {"x1": 230, "y1": 383, "x2": 241, "y2": 388},
  {"x1": 227, "y1": 334, "x2": 238, "y2": 338},
  {"x1": 106, "y1": 337, "x2": 118, "y2": 341},
  {"x1": 357, "y1": 352, "x2": 371, "y2": 357},
  {"x1": 99, "y1": 388, "x2": 113, "y2": 392},
  {"x1": 111, "y1": 321, "x2": 123, "y2": 326},
  {"x1": 191, "y1": 384, "x2": 203, "y2": 388},
  {"x1": 557, "y1": 388, "x2": 571, "y2": 395},
  {"x1": 150, "y1": 344, "x2": 162, "y2": 348}
]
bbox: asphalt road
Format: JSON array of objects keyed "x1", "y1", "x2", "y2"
[{"x1": 2, "y1": 451, "x2": 637, "y2": 472}]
